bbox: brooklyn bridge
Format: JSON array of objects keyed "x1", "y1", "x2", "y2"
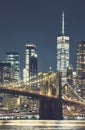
[{"x1": 0, "y1": 72, "x2": 85, "y2": 120}]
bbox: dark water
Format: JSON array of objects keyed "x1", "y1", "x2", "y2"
[{"x1": 0, "y1": 120, "x2": 85, "y2": 130}]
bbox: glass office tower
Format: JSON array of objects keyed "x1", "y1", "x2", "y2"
[
  {"x1": 76, "y1": 40, "x2": 85, "y2": 99},
  {"x1": 57, "y1": 11, "x2": 70, "y2": 87},
  {"x1": 6, "y1": 52, "x2": 21, "y2": 82},
  {"x1": 0, "y1": 63, "x2": 11, "y2": 83},
  {"x1": 23, "y1": 43, "x2": 38, "y2": 111},
  {"x1": 23, "y1": 43, "x2": 38, "y2": 82}
]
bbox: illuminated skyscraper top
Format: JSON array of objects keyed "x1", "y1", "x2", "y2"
[{"x1": 56, "y1": 11, "x2": 70, "y2": 86}]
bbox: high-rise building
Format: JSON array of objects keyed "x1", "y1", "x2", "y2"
[
  {"x1": 67, "y1": 64, "x2": 73, "y2": 86},
  {"x1": 72, "y1": 72, "x2": 77, "y2": 89},
  {"x1": 23, "y1": 43, "x2": 38, "y2": 82},
  {"x1": 23, "y1": 43, "x2": 38, "y2": 111},
  {"x1": 76, "y1": 40, "x2": 85, "y2": 99},
  {"x1": 0, "y1": 63, "x2": 11, "y2": 83},
  {"x1": 56, "y1": 11, "x2": 70, "y2": 87},
  {"x1": 6, "y1": 52, "x2": 21, "y2": 82}
]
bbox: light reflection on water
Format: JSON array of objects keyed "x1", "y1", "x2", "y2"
[{"x1": 0, "y1": 120, "x2": 85, "y2": 130}]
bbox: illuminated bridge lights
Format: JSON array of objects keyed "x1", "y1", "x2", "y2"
[
  {"x1": 0, "y1": 86, "x2": 85, "y2": 109},
  {"x1": 0, "y1": 72, "x2": 85, "y2": 108}
]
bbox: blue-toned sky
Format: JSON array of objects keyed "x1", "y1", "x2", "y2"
[{"x1": 0, "y1": 0, "x2": 85, "y2": 72}]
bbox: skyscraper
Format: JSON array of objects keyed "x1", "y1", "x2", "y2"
[
  {"x1": 23, "y1": 43, "x2": 38, "y2": 111},
  {"x1": 67, "y1": 65, "x2": 73, "y2": 86},
  {"x1": 56, "y1": 11, "x2": 70, "y2": 87},
  {"x1": 0, "y1": 63, "x2": 11, "y2": 83},
  {"x1": 23, "y1": 43, "x2": 38, "y2": 82},
  {"x1": 76, "y1": 40, "x2": 85, "y2": 99},
  {"x1": 6, "y1": 52, "x2": 21, "y2": 82}
]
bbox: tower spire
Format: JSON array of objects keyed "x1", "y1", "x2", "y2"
[{"x1": 62, "y1": 11, "x2": 64, "y2": 35}]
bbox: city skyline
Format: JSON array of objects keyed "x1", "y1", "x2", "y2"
[{"x1": 0, "y1": 0, "x2": 85, "y2": 72}]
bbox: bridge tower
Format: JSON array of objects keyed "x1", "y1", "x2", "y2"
[{"x1": 39, "y1": 72, "x2": 63, "y2": 120}]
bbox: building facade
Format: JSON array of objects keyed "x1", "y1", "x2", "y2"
[
  {"x1": 0, "y1": 63, "x2": 11, "y2": 83},
  {"x1": 23, "y1": 43, "x2": 38, "y2": 111},
  {"x1": 6, "y1": 52, "x2": 21, "y2": 82},
  {"x1": 76, "y1": 40, "x2": 85, "y2": 99},
  {"x1": 67, "y1": 65, "x2": 73, "y2": 86},
  {"x1": 23, "y1": 43, "x2": 38, "y2": 82},
  {"x1": 56, "y1": 11, "x2": 70, "y2": 87}
]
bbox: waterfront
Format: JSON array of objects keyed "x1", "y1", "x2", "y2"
[{"x1": 0, "y1": 120, "x2": 85, "y2": 130}]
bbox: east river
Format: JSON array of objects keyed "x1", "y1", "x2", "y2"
[{"x1": 0, "y1": 120, "x2": 85, "y2": 130}]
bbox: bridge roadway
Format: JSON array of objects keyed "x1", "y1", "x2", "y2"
[
  {"x1": 0, "y1": 86, "x2": 58, "y2": 99},
  {"x1": 0, "y1": 87, "x2": 85, "y2": 107},
  {"x1": 62, "y1": 97, "x2": 85, "y2": 108}
]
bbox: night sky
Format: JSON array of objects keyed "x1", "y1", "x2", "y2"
[{"x1": 0, "y1": 0, "x2": 85, "y2": 73}]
